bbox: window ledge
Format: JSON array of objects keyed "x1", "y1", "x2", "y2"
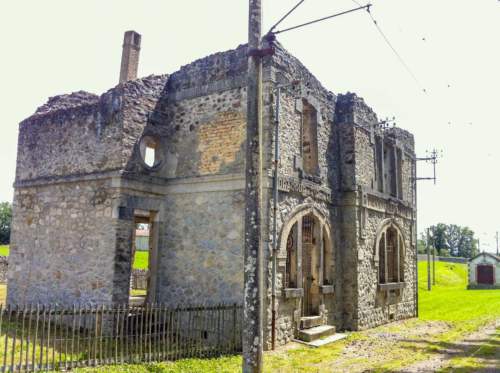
[
  {"x1": 283, "y1": 288, "x2": 304, "y2": 298},
  {"x1": 378, "y1": 282, "x2": 406, "y2": 291},
  {"x1": 320, "y1": 285, "x2": 334, "y2": 294}
]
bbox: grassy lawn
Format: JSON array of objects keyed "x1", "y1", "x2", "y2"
[
  {"x1": 133, "y1": 250, "x2": 149, "y2": 270},
  {"x1": 73, "y1": 261, "x2": 500, "y2": 373},
  {"x1": 0, "y1": 245, "x2": 9, "y2": 257}
]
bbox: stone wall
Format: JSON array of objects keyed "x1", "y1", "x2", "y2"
[
  {"x1": 7, "y1": 179, "x2": 120, "y2": 305},
  {"x1": 334, "y1": 93, "x2": 417, "y2": 330},
  {"x1": 263, "y1": 44, "x2": 342, "y2": 348},
  {"x1": 16, "y1": 76, "x2": 168, "y2": 183},
  {"x1": 156, "y1": 186, "x2": 244, "y2": 306}
]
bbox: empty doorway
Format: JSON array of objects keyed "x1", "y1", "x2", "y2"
[{"x1": 129, "y1": 209, "x2": 158, "y2": 305}]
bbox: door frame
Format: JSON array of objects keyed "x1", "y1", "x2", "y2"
[{"x1": 279, "y1": 205, "x2": 333, "y2": 318}]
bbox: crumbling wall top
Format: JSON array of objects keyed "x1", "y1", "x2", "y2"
[
  {"x1": 34, "y1": 91, "x2": 99, "y2": 116},
  {"x1": 335, "y1": 92, "x2": 378, "y2": 128}
]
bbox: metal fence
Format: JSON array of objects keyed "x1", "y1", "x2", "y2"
[
  {"x1": 0, "y1": 303, "x2": 242, "y2": 372},
  {"x1": 0, "y1": 257, "x2": 8, "y2": 284}
]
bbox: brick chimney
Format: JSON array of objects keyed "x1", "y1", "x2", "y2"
[{"x1": 119, "y1": 31, "x2": 141, "y2": 83}]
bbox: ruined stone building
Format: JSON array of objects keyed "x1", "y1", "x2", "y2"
[{"x1": 8, "y1": 31, "x2": 417, "y2": 346}]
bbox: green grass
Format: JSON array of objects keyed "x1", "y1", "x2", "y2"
[
  {"x1": 437, "y1": 328, "x2": 500, "y2": 372},
  {"x1": 0, "y1": 245, "x2": 9, "y2": 257},
  {"x1": 418, "y1": 261, "x2": 500, "y2": 338},
  {"x1": 133, "y1": 250, "x2": 149, "y2": 270}
]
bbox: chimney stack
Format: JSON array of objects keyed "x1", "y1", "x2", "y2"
[{"x1": 119, "y1": 31, "x2": 141, "y2": 83}]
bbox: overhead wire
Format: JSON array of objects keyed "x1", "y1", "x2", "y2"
[
  {"x1": 352, "y1": 0, "x2": 427, "y2": 93},
  {"x1": 273, "y1": 4, "x2": 371, "y2": 35},
  {"x1": 268, "y1": 0, "x2": 306, "y2": 34}
]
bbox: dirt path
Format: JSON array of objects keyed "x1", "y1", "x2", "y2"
[
  {"x1": 269, "y1": 319, "x2": 499, "y2": 372},
  {"x1": 400, "y1": 322, "x2": 499, "y2": 373}
]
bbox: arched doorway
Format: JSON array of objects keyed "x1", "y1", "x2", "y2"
[{"x1": 282, "y1": 208, "x2": 333, "y2": 317}]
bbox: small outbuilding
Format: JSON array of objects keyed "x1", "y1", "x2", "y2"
[{"x1": 467, "y1": 252, "x2": 500, "y2": 289}]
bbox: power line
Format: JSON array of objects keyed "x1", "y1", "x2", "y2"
[
  {"x1": 273, "y1": 4, "x2": 371, "y2": 35},
  {"x1": 353, "y1": 0, "x2": 427, "y2": 93},
  {"x1": 268, "y1": 0, "x2": 306, "y2": 34}
]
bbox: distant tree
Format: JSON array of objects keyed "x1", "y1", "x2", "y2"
[
  {"x1": 417, "y1": 237, "x2": 427, "y2": 254},
  {"x1": 428, "y1": 223, "x2": 447, "y2": 255},
  {"x1": 445, "y1": 224, "x2": 463, "y2": 256},
  {"x1": 0, "y1": 202, "x2": 12, "y2": 244},
  {"x1": 456, "y1": 227, "x2": 477, "y2": 258},
  {"x1": 425, "y1": 223, "x2": 478, "y2": 259}
]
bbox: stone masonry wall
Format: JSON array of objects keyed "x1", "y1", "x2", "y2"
[
  {"x1": 7, "y1": 179, "x2": 120, "y2": 306},
  {"x1": 156, "y1": 189, "x2": 245, "y2": 306},
  {"x1": 16, "y1": 76, "x2": 168, "y2": 183},
  {"x1": 356, "y1": 211, "x2": 416, "y2": 329},
  {"x1": 263, "y1": 44, "x2": 341, "y2": 348},
  {"x1": 335, "y1": 94, "x2": 417, "y2": 330}
]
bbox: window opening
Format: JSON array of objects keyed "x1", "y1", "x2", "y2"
[
  {"x1": 302, "y1": 101, "x2": 319, "y2": 176},
  {"x1": 285, "y1": 223, "x2": 298, "y2": 288},
  {"x1": 144, "y1": 146, "x2": 156, "y2": 167},
  {"x1": 378, "y1": 225, "x2": 404, "y2": 284},
  {"x1": 139, "y1": 135, "x2": 163, "y2": 169}
]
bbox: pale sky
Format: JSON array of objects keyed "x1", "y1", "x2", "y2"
[{"x1": 0, "y1": 1, "x2": 499, "y2": 254}]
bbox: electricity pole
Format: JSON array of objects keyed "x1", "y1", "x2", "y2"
[
  {"x1": 427, "y1": 228, "x2": 431, "y2": 291},
  {"x1": 243, "y1": 0, "x2": 264, "y2": 372},
  {"x1": 432, "y1": 244, "x2": 436, "y2": 286},
  {"x1": 417, "y1": 148, "x2": 441, "y2": 292},
  {"x1": 496, "y1": 231, "x2": 499, "y2": 256}
]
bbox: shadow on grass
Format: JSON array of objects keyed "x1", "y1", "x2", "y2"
[{"x1": 399, "y1": 339, "x2": 498, "y2": 360}]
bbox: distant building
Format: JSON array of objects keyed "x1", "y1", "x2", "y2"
[
  {"x1": 468, "y1": 252, "x2": 500, "y2": 289},
  {"x1": 135, "y1": 228, "x2": 149, "y2": 251}
]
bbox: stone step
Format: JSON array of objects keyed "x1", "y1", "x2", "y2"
[
  {"x1": 298, "y1": 325, "x2": 336, "y2": 342},
  {"x1": 300, "y1": 315, "x2": 324, "y2": 329}
]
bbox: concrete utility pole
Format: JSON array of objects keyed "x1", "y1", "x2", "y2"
[
  {"x1": 243, "y1": 0, "x2": 264, "y2": 372},
  {"x1": 432, "y1": 245, "x2": 436, "y2": 286},
  {"x1": 427, "y1": 228, "x2": 431, "y2": 291},
  {"x1": 496, "y1": 231, "x2": 499, "y2": 256}
]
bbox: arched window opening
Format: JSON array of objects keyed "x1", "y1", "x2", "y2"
[
  {"x1": 378, "y1": 224, "x2": 405, "y2": 285},
  {"x1": 285, "y1": 223, "x2": 298, "y2": 288},
  {"x1": 302, "y1": 101, "x2": 319, "y2": 176}
]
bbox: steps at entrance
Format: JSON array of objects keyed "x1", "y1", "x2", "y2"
[
  {"x1": 298, "y1": 325, "x2": 336, "y2": 342},
  {"x1": 300, "y1": 315, "x2": 324, "y2": 329}
]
